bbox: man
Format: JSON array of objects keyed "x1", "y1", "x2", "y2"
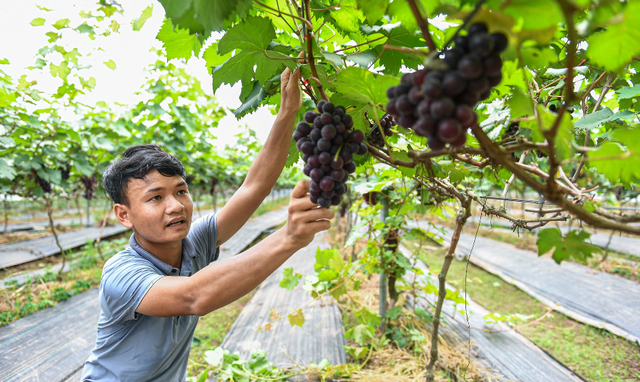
[{"x1": 81, "y1": 67, "x2": 334, "y2": 381}]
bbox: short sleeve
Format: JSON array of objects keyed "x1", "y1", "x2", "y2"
[
  {"x1": 187, "y1": 212, "x2": 219, "y2": 263},
  {"x1": 99, "y1": 255, "x2": 163, "y2": 325}
]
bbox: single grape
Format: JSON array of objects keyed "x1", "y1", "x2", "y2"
[
  {"x1": 408, "y1": 86, "x2": 423, "y2": 104},
  {"x1": 422, "y1": 79, "x2": 443, "y2": 98},
  {"x1": 417, "y1": 99, "x2": 431, "y2": 116},
  {"x1": 293, "y1": 131, "x2": 304, "y2": 142},
  {"x1": 302, "y1": 154, "x2": 309, "y2": 162},
  {"x1": 468, "y1": 23, "x2": 488, "y2": 35},
  {"x1": 437, "y1": 118, "x2": 463, "y2": 143},
  {"x1": 455, "y1": 104, "x2": 476, "y2": 126},
  {"x1": 303, "y1": 165, "x2": 311, "y2": 176},
  {"x1": 454, "y1": 35, "x2": 469, "y2": 51},
  {"x1": 316, "y1": 100, "x2": 327, "y2": 112},
  {"x1": 488, "y1": 73, "x2": 502, "y2": 87},
  {"x1": 342, "y1": 114, "x2": 354, "y2": 128},
  {"x1": 305, "y1": 111, "x2": 319, "y2": 123},
  {"x1": 412, "y1": 69, "x2": 428, "y2": 87},
  {"x1": 398, "y1": 114, "x2": 417, "y2": 129},
  {"x1": 456, "y1": 92, "x2": 479, "y2": 106},
  {"x1": 319, "y1": 177, "x2": 335, "y2": 191},
  {"x1": 358, "y1": 143, "x2": 368, "y2": 155},
  {"x1": 335, "y1": 107, "x2": 346, "y2": 117},
  {"x1": 335, "y1": 182, "x2": 346, "y2": 195},
  {"x1": 341, "y1": 150, "x2": 353, "y2": 164},
  {"x1": 395, "y1": 95, "x2": 414, "y2": 115},
  {"x1": 333, "y1": 115, "x2": 342, "y2": 125},
  {"x1": 317, "y1": 197, "x2": 331, "y2": 208},
  {"x1": 297, "y1": 121, "x2": 311, "y2": 135},
  {"x1": 310, "y1": 168, "x2": 324, "y2": 182},
  {"x1": 425, "y1": 70, "x2": 445, "y2": 81},
  {"x1": 332, "y1": 135, "x2": 344, "y2": 146},
  {"x1": 323, "y1": 102, "x2": 336, "y2": 114},
  {"x1": 321, "y1": 124, "x2": 337, "y2": 140},
  {"x1": 301, "y1": 141, "x2": 314, "y2": 155},
  {"x1": 548, "y1": 104, "x2": 557, "y2": 112},
  {"x1": 313, "y1": 116, "x2": 323, "y2": 129},
  {"x1": 483, "y1": 54, "x2": 503, "y2": 77},
  {"x1": 331, "y1": 169, "x2": 345, "y2": 181},
  {"x1": 310, "y1": 129, "x2": 322, "y2": 142},
  {"x1": 331, "y1": 195, "x2": 342, "y2": 206},
  {"x1": 490, "y1": 32, "x2": 508, "y2": 53},
  {"x1": 386, "y1": 86, "x2": 397, "y2": 99},
  {"x1": 344, "y1": 162, "x2": 356, "y2": 174},
  {"x1": 401, "y1": 72, "x2": 413, "y2": 84},
  {"x1": 321, "y1": 164, "x2": 332, "y2": 174},
  {"x1": 468, "y1": 33, "x2": 494, "y2": 57},
  {"x1": 430, "y1": 97, "x2": 455, "y2": 119},
  {"x1": 428, "y1": 136, "x2": 446, "y2": 150},
  {"x1": 351, "y1": 130, "x2": 364, "y2": 143},
  {"x1": 386, "y1": 100, "x2": 399, "y2": 116},
  {"x1": 443, "y1": 71, "x2": 467, "y2": 97},
  {"x1": 380, "y1": 119, "x2": 387, "y2": 127},
  {"x1": 412, "y1": 116, "x2": 436, "y2": 137},
  {"x1": 308, "y1": 155, "x2": 320, "y2": 168},
  {"x1": 450, "y1": 131, "x2": 467, "y2": 148},
  {"x1": 317, "y1": 138, "x2": 331, "y2": 151},
  {"x1": 468, "y1": 76, "x2": 490, "y2": 95},
  {"x1": 394, "y1": 84, "x2": 412, "y2": 97},
  {"x1": 348, "y1": 142, "x2": 360, "y2": 153},
  {"x1": 458, "y1": 54, "x2": 483, "y2": 80},
  {"x1": 319, "y1": 152, "x2": 332, "y2": 164},
  {"x1": 310, "y1": 194, "x2": 319, "y2": 204},
  {"x1": 479, "y1": 89, "x2": 491, "y2": 100},
  {"x1": 443, "y1": 48, "x2": 464, "y2": 70},
  {"x1": 323, "y1": 189, "x2": 335, "y2": 199},
  {"x1": 331, "y1": 157, "x2": 344, "y2": 169},
  {"x1": 320, "y1": 113, "x2": 333, "y2": 125}
]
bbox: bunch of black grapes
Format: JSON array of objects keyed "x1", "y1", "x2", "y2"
[
  {"x1": 35, "y1": 174, "x2": 52, "y2": 193},
  {"x1": 367, "y1": 114, "x2": 396, "y2": 147},
  {"x1": 385, "y1": 22, "x2": 508, "y2": 150},
  {"x1": 81, "y1": 174, "x2": 96, "y2": 200},
  {"x1": 294, "y1": 100, "x2": 368, "y2": 208}
]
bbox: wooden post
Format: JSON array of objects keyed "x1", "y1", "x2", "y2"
[{"x1": 379, "y1": 195, "x2": 389, "y2": 332}]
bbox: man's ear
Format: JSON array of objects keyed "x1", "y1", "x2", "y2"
[{"x1": 114, "y1": 203, "x2": 134, "y2": 229}]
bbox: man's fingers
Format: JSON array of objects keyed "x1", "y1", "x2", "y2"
[
  {"x1": 296, "y1": 51, "x2": 306, "y2": 65},
  {"x1": 290, "y1": 180, "x2": 310, "y2": 199},
  {"x1": 305, "y1": 220, "x2": 332, "y2": 234},
  {"x1": 295, "y1": 206, "x2": 334, "y2": 223}
]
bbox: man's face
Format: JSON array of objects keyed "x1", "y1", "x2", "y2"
[{"x1": 115, "y1": 169, "x2": 193, "y2": 245}]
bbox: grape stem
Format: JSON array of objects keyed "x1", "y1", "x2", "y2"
[
  {"x1": 364, "y1": 142, "x2": 416, "y2": 168},
  {"x1": 406, "y1": 0, "x2": 436, "y2": 52},
  {"x1": 303, "y1": 0, "x2": 328, "y2": 101},
  {"x1": 254, "y1": 0, "x2": 313, "y2": 30}
]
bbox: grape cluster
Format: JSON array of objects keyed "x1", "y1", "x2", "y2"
[
  {"x1": 367, "y1": 115, "x2": 396, "y2": 147},
  {"x1": 60, "y1": 164, "x2": 70, "y2": 181},
  {"x1": 81, "y1": 175, "x2": 96, "y2": 200},
  {"x1": 36, "y1": 174, "x2": 52, "y2": 193},
  {"x1": 294, "y1": 100, "x2": 368, "y2": 208},
  {"x1": 385, "y1": 23, "x2": 507, "y2": 150}
]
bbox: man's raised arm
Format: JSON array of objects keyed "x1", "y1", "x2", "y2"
[{"x1": 216, "y1": 66, "x2": 303, "y2": 246}]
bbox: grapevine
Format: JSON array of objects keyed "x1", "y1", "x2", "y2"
[{"x1": 294, "y1": 100, "x2": 367, "y2": 208}]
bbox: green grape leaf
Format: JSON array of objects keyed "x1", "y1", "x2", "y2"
[
  {"x1": 103, "y1": 59, "x2": 116, "y2": 70},
  {"x1": 348, "y1": 50, "x2": 378, "y2": 67},
  {"x1": 522, "y1": 105, "x2": 573, "y2": 160},
  {"x1": 573, "y1": 108, "x2": 614, "y2": 130},
  {"x1": 331, "y1": 6, "x2": 364, "y2": 33},
  {"x1": 279, "y1": 267, "x2": 302, "y2": 290},
  {"x1": 589, "y1": 128, "x2": 640, "y2": 184},
  {"x1": 234, "y1": 81, "x2": 268, "y2": 118},
  {"x1": 357, "y1": 0, "x2": 389, "y2": 25},
  {"x1": 334, "y1": 67, "x2": 398, "y2": 114},
  {"x1": 132, "y1": 5, "x2": 154, "y2": 31},
  {"x1": 507, "y1": 86, "x2": 533, "y2": 119},
  {"x1": 387, "y1": 0, "x2": 438, "y2": 32},
  {"x1": 50, "y1": 61, "x2": 70, "y2": 80},
  {"x1": 30, "y1": 18, "x2": 45, "y2": 26},
  {"x1": 53, "y1": 18, "x2": 70, "y2": 30},
  {"x1": 587, "y1": 1, "x2": 640, "y2": 71},
  {"x1": 202, "y1": 43, "x2": 232, "y2": 68},
  {"x1": 355, "y1": 307, "x2": 381, "y2": 326},
  {"x1": 0, "y1": 158, "x2": 17, "y2": 180},
  {"x1": 503, "y1": 0, "x2": 563, "y2": 31},
  {"x1": 156, "y1": 19, "x2": 202, "y2": 61},
  {"x1": 344, "y1": 324, "x2": 375, "y2": 346},
  {"x1": 287, "y1": 308, "x2": 305, "y2": 327},
  {"x1": 537, "y1": 228, "x2": 600, "y2": 264},
  {"x1": 615, "y1": 84, "x2": 640, "y2": 100}
]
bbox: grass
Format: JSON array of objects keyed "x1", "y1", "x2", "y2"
[{"x1": 413, "y1": 241, "x2": 640, "y2": 382}]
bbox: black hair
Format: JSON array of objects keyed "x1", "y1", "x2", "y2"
[{"x1": 103, "y1": 144, "x2": 186, "y2": 205}]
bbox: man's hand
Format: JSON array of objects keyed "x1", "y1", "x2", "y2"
[
  {"x1": 280, "y1": 66, "x2": 302, "y2": 117},
  {"x1": 282, "y1": 180, "x2": 334, "y2": 249}
]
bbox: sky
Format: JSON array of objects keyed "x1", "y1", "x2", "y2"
[{"x1": 0, "y1": 0, "x2": 278, "y2": 146}]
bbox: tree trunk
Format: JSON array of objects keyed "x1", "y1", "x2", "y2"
[
  {"x1": 45, "y1": 197, "x2": 68, "y2": 279},
  {"x1": 86, "y1": 198, "x2": 91, "y2": 227},
  {"x1": 3, "y1": 194, "x2": 8, "y2": 234},
  {"x1": 379, "y1": 196, "x2": 389, "y2": 332}
]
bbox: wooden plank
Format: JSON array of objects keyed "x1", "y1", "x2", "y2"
[
  {"x1": 217, "y1": 235, "x2": 346, "y2": 378},
  {"x1": 399, "y1": 245, "x2": 584, "y2": 382}
]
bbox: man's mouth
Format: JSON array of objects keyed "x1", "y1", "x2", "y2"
[{"x1": 167, "y1": 219, "x2": 186, "y2": 227}]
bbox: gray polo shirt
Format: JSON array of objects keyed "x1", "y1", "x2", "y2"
[{"x1": 81, "y1": 212, "x2": 219, "y2": 382}]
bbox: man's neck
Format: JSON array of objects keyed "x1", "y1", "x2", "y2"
[{"x1": 134, "y1": 230, "x2": 183, "y2": 269}]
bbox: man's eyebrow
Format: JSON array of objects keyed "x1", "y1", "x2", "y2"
[{"x1": 144, "y1": 181, "x2": 187, "y2": 194}]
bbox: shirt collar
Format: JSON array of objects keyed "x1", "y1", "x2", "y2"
[{"x1": 129, "y1": 233, "x2": 197, "y2": 276}]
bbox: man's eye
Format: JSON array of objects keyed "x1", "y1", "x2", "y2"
[
  {"x1": 178, "y1": 190, "x2": 188, "y2": 195},
  {"x1": 150, "y1": 195, "x2": 161, "y2": 201}
]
